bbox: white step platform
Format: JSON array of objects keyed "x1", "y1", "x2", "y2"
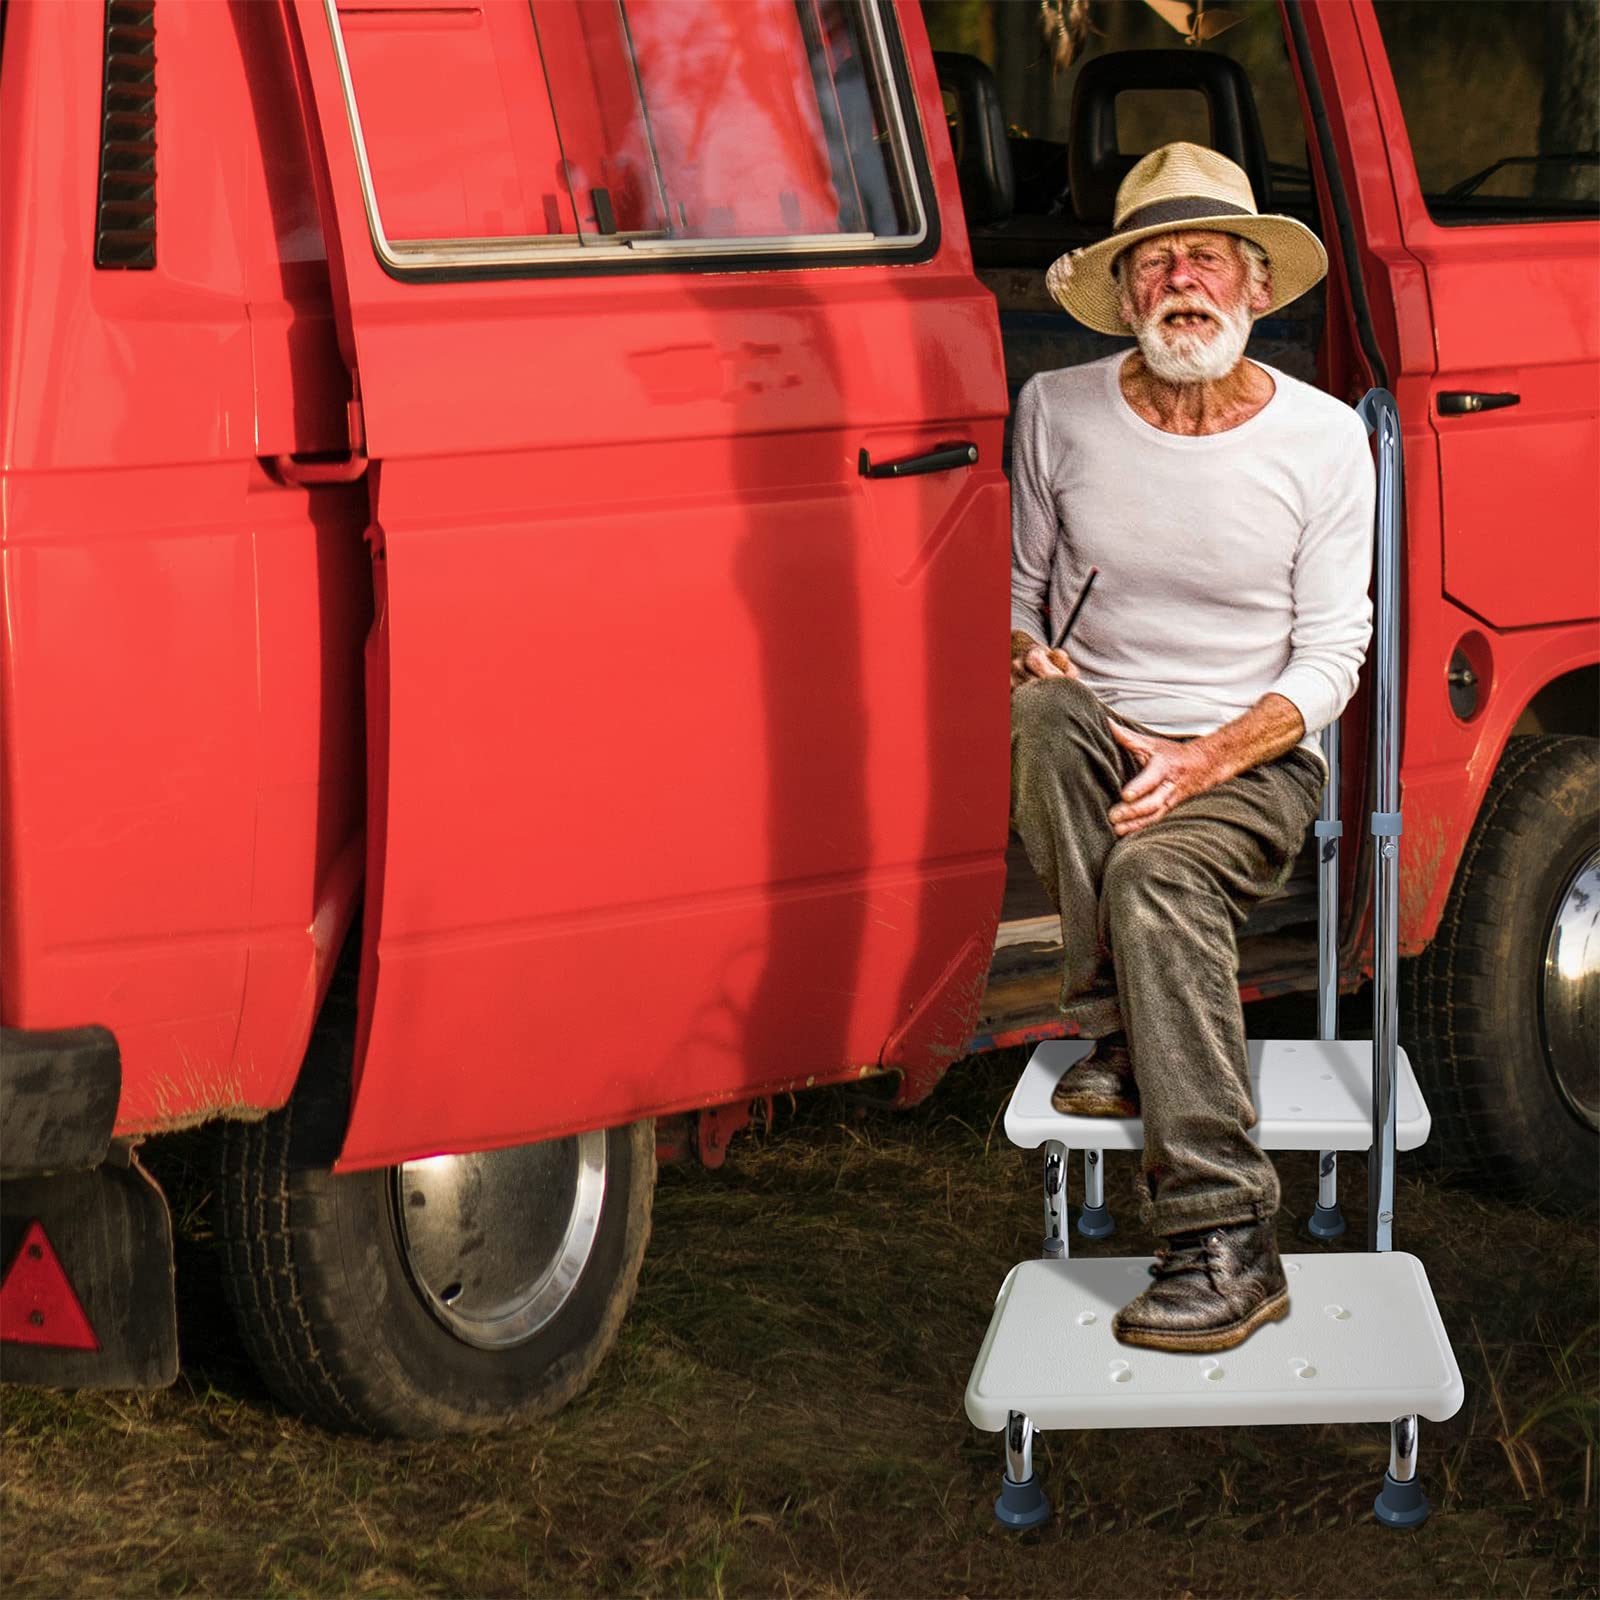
[
  {"x1": 1006, "y1": 1038, "x2": 1430, "y2": 1152},
  {"x1": 966, "y1": 1252, "x2": 1463, "y2": 1432}
]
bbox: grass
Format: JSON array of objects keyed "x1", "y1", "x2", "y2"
[{"x1": 2, "y1": 991, "x2": 1596, "y2": 1597}]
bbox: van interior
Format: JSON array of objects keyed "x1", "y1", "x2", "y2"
[{"x1": 929, "y1": 1, "x2": 1335, "y2": 1044}]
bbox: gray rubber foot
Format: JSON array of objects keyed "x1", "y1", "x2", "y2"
[
  {"x1": 1306, "y1": 1202, "x2": 1347, "y2": 1241},
  {"x1": 994, "y1": 1473, "x2": 1051, "y2": 1530},
  {"x1": 1043, "y1": 1236, "x2": 1065, "y2": 1258},
  {"x1": 1076, "y1": 1204, "x2": 1114, "y2": 1239},
  {"x1": 1373, "y1": 1472, "x2": 1430, "y2": 1528}
]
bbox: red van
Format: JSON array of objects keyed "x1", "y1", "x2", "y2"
[{"x1": 2, "y1": 0, "x2": 1594, "y2": 1434}]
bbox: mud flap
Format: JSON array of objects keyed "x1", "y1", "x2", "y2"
[{"x1": 0, "y1": 1152, "x2": 178, "y2": 1390}]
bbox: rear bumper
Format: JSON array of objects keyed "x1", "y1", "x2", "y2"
[{"x1": 0, "y1": 1025, "x2": 120, "y2": 1178}]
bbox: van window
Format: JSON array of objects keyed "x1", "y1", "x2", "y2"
[
  {"x1": 327, "y1": 0, "x2": 928, "y2": 272},
  {"x1": 1371, "y1": 0, "x2": 1598, "y2": 224}
]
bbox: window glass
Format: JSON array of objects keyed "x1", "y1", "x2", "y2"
[
  {"x1": 330, "y1": 0, "x2": 924, "y2": 264},
  {"x1": 535, "y1": 0, "x2": 915, "y2": 244},
  {"x1": 1372, "y1": 1, "x2": 1598, "y2": 223}
]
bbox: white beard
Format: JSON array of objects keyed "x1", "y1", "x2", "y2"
[{"x1": 1132, "y1": 294, "x2": 1255, "y2": 384}]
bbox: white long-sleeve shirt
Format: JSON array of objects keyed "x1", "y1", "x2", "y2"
[{"x1": 1010, "y1": 352, "x2": 1375, "y2": 755}]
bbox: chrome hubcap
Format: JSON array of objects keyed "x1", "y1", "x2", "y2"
[
  {"x1": 1542, "y1": 847, "x2": 1600, "y2": 1133},
  {"x1": 394, "y1": 1132, "x2": 608, "y2": 1349}
]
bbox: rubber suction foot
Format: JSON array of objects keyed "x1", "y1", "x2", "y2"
[
  {"x1": 1076, "y1": 1204, "x2": 1115, "y2": 1239},
  {"x1": 1373, "y1": 1472, "x2": 1430, "y2": 1528},
  {"x1": 1306, "y1": 1202, "x2": 1347, "y2": 1241},
  {"x1": 994, "y1": 1473, "x2": 1051, "y2": 1530}
]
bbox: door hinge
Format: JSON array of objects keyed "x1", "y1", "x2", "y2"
[{"x1": 266, "y1": 388, "x2": 369, "y2": 487}]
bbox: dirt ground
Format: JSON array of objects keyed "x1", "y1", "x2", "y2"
[{"x1": 3, "y1": 991, "x2": 1596, "y2": 1598}]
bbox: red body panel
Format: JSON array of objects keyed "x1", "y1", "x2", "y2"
[
  {"x1": 0, "y1": 2, "x2": 367, "y2": 1129},
  {"x1": 1343, "y1": 0, "x2": 1600, "y2": 952},
  {"x1": 1280, "y1": 3, "x2": 1599, "y2": 962}
]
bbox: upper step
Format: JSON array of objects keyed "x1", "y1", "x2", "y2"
[
  {"x1": 965, "y1": 1251, "x2": 1464, "y2": 1433},
  {"x1": 1005, "y1": 1038, "x2": 1430, "y2": 1152}
]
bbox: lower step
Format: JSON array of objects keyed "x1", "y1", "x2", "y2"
[{"x1": 966, "y1": 1252, "x2": 1463, "y2": 1433}]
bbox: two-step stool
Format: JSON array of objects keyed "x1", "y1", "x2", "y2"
[{"x1": 964, "y1": 391, "x2": 1464, "y2": 1529}]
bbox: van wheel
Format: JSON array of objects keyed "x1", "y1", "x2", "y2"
[
  {"x1": 216, "y1": 967, "x2": 654, "y2": 1436},
  {"x1": 1403, "y1": 736, "x2": 1598, "y2": 1209}
]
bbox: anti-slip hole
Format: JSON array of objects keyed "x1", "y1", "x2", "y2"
[
  {"x1": 1076, "y1": 1311, "x2": 1097, "y2": 1326},
  {"x1": 1324, "y1": 1304, "x2": 1352, "y2": 1321},
  {"x1": 1107, "y1": 1360, "x2": 1132, "y2": 1383}
]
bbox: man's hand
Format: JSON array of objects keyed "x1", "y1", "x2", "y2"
[
  {"x1": 1106, "y1": 693, "x2": 1308, "y2": 836},
  {"x1": 1106, "y1": 721, "x2": 1231, "y2": 836},
  {"x1": 1011, "y1": 629, "x2": 1079, "y2": 689}
]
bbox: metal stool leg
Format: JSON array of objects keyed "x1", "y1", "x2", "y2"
[
  {"x1": 1374, "y1": 1414, "x2": 1430, "y2": 1527},
  {"x1": 1308, "y1": 719, "x2": 1347, "y2": 1243},
  {"x1": 994, "y1": 1410, "x2": 1051, "y2": 1529},
  {"x1": 1076, "y1": 1148, "x2": 1114, "y2": 1238},
  {"x1": 1307, "y1": 1149, "x2": 1347, "y2": 1239},
  {"x1": 1043, "y1": 1140, "x2": 1067, "y2": 1258}
]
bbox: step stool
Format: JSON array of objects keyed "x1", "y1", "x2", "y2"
[{"x1": 966, "y1": 390, "x2": 1463, "y2": 1531}]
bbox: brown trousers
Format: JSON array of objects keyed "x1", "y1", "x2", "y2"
[{"x1": 1010, "y1": 677, "x2": 1324, "y2": 1236}]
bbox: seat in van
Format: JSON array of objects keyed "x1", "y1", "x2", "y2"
[{"x1": 1066, "y1": 49, "x2": 1272, "y2": 225}]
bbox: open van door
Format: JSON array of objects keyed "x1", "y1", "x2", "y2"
[{"x1": 287, "y1": 0, "x2": 1011, "y2": 1169}]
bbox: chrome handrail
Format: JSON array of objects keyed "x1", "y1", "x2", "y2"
[{"x1": 1355, "y1": 388, "x2": 1404, "y2": 1256}]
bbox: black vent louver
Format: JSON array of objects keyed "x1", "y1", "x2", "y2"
[{"x1": 94, "y1": 0, "x2": 157, "y2": 269}]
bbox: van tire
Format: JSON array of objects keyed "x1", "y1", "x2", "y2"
[
  {"x1": 1403, "y1": 735, "x2": 1598, "y2": 1210},
  {"x1": 215, "y1": 962, "x2": 654, "y2": 1436}
]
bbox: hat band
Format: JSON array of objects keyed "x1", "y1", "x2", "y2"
[{"x1": 1114, "y1": 195, "x2": 1252, "y2": 236}]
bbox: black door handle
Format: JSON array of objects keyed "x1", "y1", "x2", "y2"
[
  {"x1": 858, "y1": 441, "x2": 978, "y2": 478},
  {"x1": 1437, "y1": 391, "x2": 1520, "y2": 415}
]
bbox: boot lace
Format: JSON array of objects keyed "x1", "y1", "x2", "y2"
[{"x1": 1149, "y1": 1232, "x2": 1223, "y2": 1282}]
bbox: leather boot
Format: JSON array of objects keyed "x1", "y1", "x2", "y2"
[
  {"x1": 1050, "y1": 1033, "x2": 1140, "y2": 1117},
  {"x1": 1111, "y1": 1219, "x2": 1289, "y2": 1353}
]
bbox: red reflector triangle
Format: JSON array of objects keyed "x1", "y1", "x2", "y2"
[{"x1": 0, "y1": 1221, "x2": 99, "y2": 1351}]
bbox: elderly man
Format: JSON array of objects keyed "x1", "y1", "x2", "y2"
[{"x1": 1008, "y1": 142, "x2": 1374, "y2": 1353}]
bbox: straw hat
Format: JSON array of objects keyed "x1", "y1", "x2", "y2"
[{"x1": 1046, "y1": 142, "x2": 1328, "y2": 336}]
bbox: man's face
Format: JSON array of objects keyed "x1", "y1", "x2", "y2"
[{"x1": 1116, "y1": 230, "x2": 1270, "y2": 384}]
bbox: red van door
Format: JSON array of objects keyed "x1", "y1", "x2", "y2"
[
  {"x1": 287, "y1": 0, "x2": 1010, "y2": 1168},
  {"x1": 1363, "y1": 0, "x2": 1600, "y2": 633}
]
